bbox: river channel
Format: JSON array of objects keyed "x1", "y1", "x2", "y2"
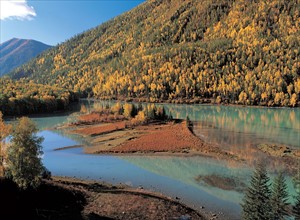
[{"x1": 22, "y1": 100, "x2": 299, "y2": 219}]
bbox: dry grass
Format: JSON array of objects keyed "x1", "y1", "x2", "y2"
[
  {"x1": 111, "y1": 122, "x2": 205, "y2": 153},
  {"x1": 72, "y1": 121, "x2": 126, "y2": 136},
  {"x1": 75, "y1": 112, "x2": 126, "y2": 125}
]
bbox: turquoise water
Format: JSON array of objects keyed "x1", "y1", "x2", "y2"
[
  {"x1": 81, "y1": 100, "x2": 300, "y2": 149},
  {"x1": 14, "y1": 101, "x2": 299, "y2": 219},
  {"x1": 41, "y1": 131, "x2": 242, "y2": 219},
  {"x1": 164, "y1": 105, "x2": 300, "y2": 149}
]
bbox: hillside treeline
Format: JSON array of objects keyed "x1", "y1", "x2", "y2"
[
  {"x1": 9, "y1": 0, "x2": 300, "y2": 107},
  {"x1": 0, "y1": 78, "x2": 78, "y2": 116}
]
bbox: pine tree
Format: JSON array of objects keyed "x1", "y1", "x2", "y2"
[
  {"x1": 293, "y1": 166, "x2": 300, "y2": 220},
  {"x1": 294, "y1": 191, "x2": 300, "y2": 220},
  {"x1": 271, "y1": 172, "x2": 290, "y2": 219},
  {"x1": 186, "y1": 115, "x2": 193, "y2": 132},
  {"x1": 241, "y1": 163, "x2": 272, "y2": 220},
  {"x1": 6, "y1": 117, "x2": 44, "y2": 189}
]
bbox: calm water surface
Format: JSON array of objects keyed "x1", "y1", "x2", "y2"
[{"x1": 25, "y1": 101, "x2": 299, "y2": 219}]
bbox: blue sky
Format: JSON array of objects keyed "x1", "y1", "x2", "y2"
[{"x1": 0, "y1": 0, "x2": 145, "y2": 46}]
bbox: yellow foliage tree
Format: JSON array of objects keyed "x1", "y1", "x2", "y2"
[
  {"x1": 0, "y1": 112, "x2": 12, "y2": 176},
  {"x1": 123, "y1": 103, "x2": 133, "y2": 119}
]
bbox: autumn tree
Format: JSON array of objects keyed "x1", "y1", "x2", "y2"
[
  {"x1": 123, "y1": 103, "x2": 137, "y2": 118},
  {"x1": 155, "y1": 106, "x2": 167, "y2": 120},
  {"x1": 6, "y1": 117, "x2": 44, "y2": 189},
  {"x1": 80, "y1": 104, "x2": 88, "y2": 113},
  {"x1": 0, "y1": 112, "x2": 11, "y2": 176},
  {"x1": 0, "y1": 78, "x2": 77, "y2": 116},
  {"x1": 111, "y1": 102, "x2": 123, "y2": 115}
]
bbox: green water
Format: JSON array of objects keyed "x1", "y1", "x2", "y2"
[
  {"x1": 14, "y1": 100, "x2": 299, "y2": 219},
  {"x1": 82, "y1": 99, "x2": 300, "y2": 149},
  {"x1": 120, "y1": 155, "x2": 298, "y2": 203},
  {"x1": 158, "y1": 104, "x2": 300, "y2": 149}
]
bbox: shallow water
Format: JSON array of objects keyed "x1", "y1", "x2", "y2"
[
  {"x1": 41, "y1": 131, "x2": 243, "y2": 219},
  {"x1": 157, "y1": 104, "x2": 300, "y2": 149},
  {"x1": 21, "y1": 101, "x2": 299, "y2": 219}
]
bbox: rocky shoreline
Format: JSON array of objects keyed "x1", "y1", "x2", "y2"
[{"x1": 0, "y1": 176, "x2": 208, "y2": 220}]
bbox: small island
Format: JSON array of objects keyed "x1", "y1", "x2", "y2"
[{"x1": 58, "y1": 103, "x2": 238, "y2": 162}]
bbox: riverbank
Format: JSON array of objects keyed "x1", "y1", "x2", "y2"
[
  {"x1": 93, "y1": 96, "x2": 300, "y2": 108},
  {"x1": 0, "y1": 176, "x2": 206, "y2": 219}
]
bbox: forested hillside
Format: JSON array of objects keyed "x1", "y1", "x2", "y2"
[
  {"x1": 0, "y1": 78, "x2": 77, "y2": 116},
  {"x1": 10, "y1": 0, "x2": 300, "y2": 107}
]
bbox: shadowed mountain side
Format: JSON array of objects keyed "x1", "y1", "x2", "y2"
[{"x1": 0, "y1": 38, "x2": 51, "y2": 76}]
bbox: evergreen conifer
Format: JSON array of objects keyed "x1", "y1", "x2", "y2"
[
  {"x1": 271, "y1": 172, "x2": 290, "y2": 220},
  {"x1": 242, "y1": 163, "x2": 272, "y2": 220},
  {"x1": 294, "y1": 191, "x2": 300, "y2": 220}
]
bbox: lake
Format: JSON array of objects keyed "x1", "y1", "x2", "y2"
[{"x1": 26, "y1": 100, "x2": 299, "y2": 219}]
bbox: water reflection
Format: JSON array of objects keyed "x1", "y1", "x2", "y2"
[
  {"x1": 119, "y1": 156, "x2": 297, "y2": 203},
  {"x1": 30, "y1": 114, "x2": 77, "y2": 130},
  {"x1": 81, "y1": 100, "x2": 300, "y2": 150},
  {"x1": 120, "y1": 156, "x2": 249, "y2": 204},
  {"x1": 159, "y1": 105, "x2": 300, "y2": 149}
]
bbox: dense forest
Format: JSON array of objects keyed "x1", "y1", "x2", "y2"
[
  {"x1": 9, "y1": 0, "x2": 300, "y2": 107},
  {"x1": 0, "y1": 78, "x2": 77, "y2": 116}
]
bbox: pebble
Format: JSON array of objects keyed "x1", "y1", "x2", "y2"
[
  {"x1": 178, "y1": 215, "x2": 191, "y2": 220},
  {"x1": 209, "y1": 213, "x2": 218, "y2": 219}
]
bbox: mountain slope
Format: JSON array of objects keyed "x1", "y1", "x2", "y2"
[
  {"x1": 0, "y1": 38, "x2": 51, "y2": 76},
  {"x1": 9, "y1": 0, "x2": 300, "y2": 107}
]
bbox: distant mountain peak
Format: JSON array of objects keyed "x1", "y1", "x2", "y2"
[{"x1": 0, "y1": 38, "x2": 52, "y2": 76}]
